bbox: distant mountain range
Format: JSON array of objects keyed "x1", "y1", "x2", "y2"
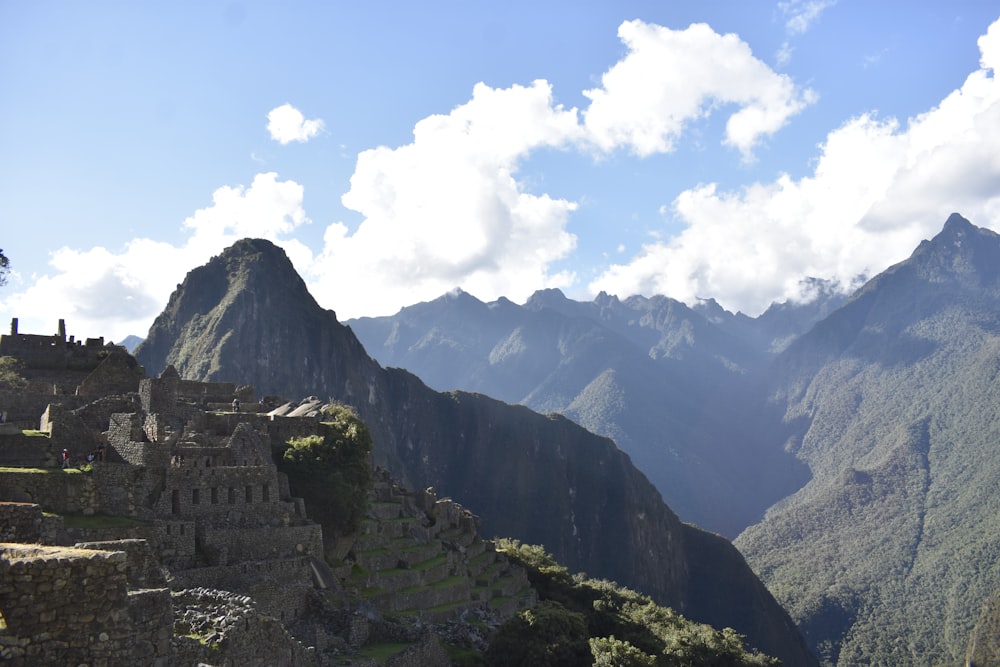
[
  {"x1": 134, "y1": 238, "x2": 816, "y2": 666},
  {"x1": 346, "y1": 213, "x2": 1000, "y2": 666},
  {"x1": 133, "y1": 213, "x2": 1000, "y2": 666},
  {"x1": 346, "y1": 279, "x2": 845, "y2": 536}
]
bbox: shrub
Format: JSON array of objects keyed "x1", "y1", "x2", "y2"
[
  {"x1": 273, "y1": 404, "x2": 373, "y2": 539},
  {"x1": 486, "y1": 601, "x2": 591, "y2": 667}
]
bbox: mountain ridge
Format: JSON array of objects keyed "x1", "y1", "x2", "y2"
[
  {"x1": 134, "y1": 238, "x2": 817, "y2": 666},
  {"x1": 736, "y1": 213, "x2": 1000, "y2": 665},
  {"x1": 344, "y1": 212, "x2": 1000, "y2": 664},
  {"x1": 347, "y1": 281, "x2": 822, "y2": 535}
]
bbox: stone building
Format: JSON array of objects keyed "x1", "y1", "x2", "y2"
[
  {"x1": 0, "y1": 321, "x2": 537, "y2": 666},
  {"x1": 0, "y1": 323, "x2": 331, "y2": 665}
]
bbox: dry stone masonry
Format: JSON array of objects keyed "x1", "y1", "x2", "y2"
[{"x1": 0, "y1": 319, "x2": 538, "y2": 665}]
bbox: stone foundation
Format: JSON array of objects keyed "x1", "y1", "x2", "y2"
[{"x1": 0, "y1": 542, "x2": 171, "y2": 666}]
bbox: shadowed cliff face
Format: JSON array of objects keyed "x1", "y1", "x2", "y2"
[{"x1": 135, "y1": 237, "x2": 817, "y2": 667}]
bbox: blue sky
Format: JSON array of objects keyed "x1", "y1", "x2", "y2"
[{"x1": 2, "y1": 1, "x2": 1000, "y2": 342}]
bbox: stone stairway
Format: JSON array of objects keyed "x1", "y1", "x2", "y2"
[{"x1": 340, "y1": 470, "x2": 536, "y2": 624}]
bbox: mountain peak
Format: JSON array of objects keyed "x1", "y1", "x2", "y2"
[
  {"x1": 525, "y1": 288, "x2": 569, "y2": 309},
  {"x1": 941, "y1": 212, "x2": 973, "y2": 234},
  {"x1": 904, "y1": 214, "x2": 1000, "y2": 287}
]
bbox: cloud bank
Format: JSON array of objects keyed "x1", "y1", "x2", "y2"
[
  {"x1": 308, "y1": 20, "x2": 815, "y2": 316},
  {"x1": 0, "y1": 173, "x2": 313, "y2": 342},
  {"x1": 589, "y1": 18, "x2": 1000, "y2": 313},
  {"x1": 3, "y1": 17, "x2": 999, "y2": 343},
  {"x1": 583, "y1": 20, "x2": 815, "y2": 159}
]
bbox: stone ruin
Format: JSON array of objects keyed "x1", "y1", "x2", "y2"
[
  {"x1": 0, "y1": 319, "x2": 538, "y2": 666},
  {"x1": 0, "y1": 320, "x2": 328, "y2": 664}
]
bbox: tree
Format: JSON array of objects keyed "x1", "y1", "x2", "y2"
[
  {"x1": 272, "y1": 404, "x2": 373, "y2": 546},
  {"x1": 487, "y1": 601, "x2": 591, "y2": 667},
  {"x1": 0, "y1": 249, "x2": 8, "y2": 287},
  {"x1": 0, "y1": 357, "x2": 27, "y2": 391}
]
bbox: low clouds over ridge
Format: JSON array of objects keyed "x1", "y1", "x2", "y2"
[
  {"x1": 589, "y1": 18, "x2": 1000, "y2": 313},
  {"x1": 309, "y1": 19, "x2": 816, "y2": 317}
]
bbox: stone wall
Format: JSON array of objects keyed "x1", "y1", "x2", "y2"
[
  {"x1": 195, "y1": 523, "x2": 324, "y2": 565},
  {"x1": 0, "y1": 320, "x2": 121, "y2": 376},
  {"x1": 76, "y1": 538, "x2": 168, "y2": 588},
  {"x1": 176, "y1": 378, "x2": 239, "y2": 404},
  {"x1": 267, "y1": 413, "x2": 322, "y2": 439},
  {"x1": 152, "y1": 464, "x2": 289, "y2": 522},
  {"x1": 0, "y1": 542, "x2": 171, "y2": 666},
  {"x1": 0, "y1": 502, "x2": 62, "y2": 544},
  {"x1": 76, "y1": 350, "x2": 144, "y2": 397},
  {"x1": 0, "y1": 467, "x2": 95, "y2": 514},
  {"x1": 139, "y1": 367, "x2": 179, "y2": 416},
  {"x1": 0, "y1": 391, "x2": 88, "y2": 431},
  {"x1": 170, "y1": 588, "x2": 317, "y2": 667},
  {"x1": 108, "y1": 413, "x2": 171, "y2": 468},
  {"x1": 92, "y1": 463, "x2": 155, "y2": 517},
  {"x1": 170, "y1": 557, "x2": 319, "y2": 623},
  {"x1": 0, "y1": 431, "x2": 55, "y2": 467}
]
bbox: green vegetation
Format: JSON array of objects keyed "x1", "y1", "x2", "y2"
[
  {"x1": 272, "y1": 403, "x2": 373, "y2": 541},
  {"x1": 738, "y1": 296, "x2": 1000, "y2": 665},
  {"x1": 0, "y1": 465, "x2": 87, "y2": 474},
  {"x1": 489, "y1": 540, "x2": 778, "y2": 667},
  {"x1": 356, "y1": 641, "x2": 411, "y2": 660},
  {"x1": 0, "y1": 356, "x2": 27, "y2": 391}
]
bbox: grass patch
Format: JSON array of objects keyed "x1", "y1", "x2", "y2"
[
  {"x1": 488, "y1": 595, "x2": 513, "y2": 609},
  {"x1": 0, "y1": 466, "x2": 84, "y2": 474},
  {"x1": 399, "y1": 575, "x2": 465, "y2": 594},
  {"x1": 357, "y1": 642, "x2": 411, "y2": 661},
  {"x1": 358, "y1": 586, "x2": 386, "y2": 599},
  {"x1": 412, "y1": 554, "x2": 448, "y2": 571},
  {"x1": 444, "y1": 643, "x2": 486, "y2": 666},
  {"x1": 180, "y1": 633, "x2": 221, "y2": 651},
  {"x1": 22, "y1": 430, "x2": 49, "y2": 437}
]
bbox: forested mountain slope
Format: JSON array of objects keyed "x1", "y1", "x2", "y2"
[
  {"x1": 736, "y1": 214, "x2": 1000, "y2": 665},
  {"x1": 134, "y1": 238, "x2": 817, "y2": 666}
]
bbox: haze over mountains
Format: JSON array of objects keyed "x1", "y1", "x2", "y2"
[
  {"x1": 346, "y1": 274, "x2": 846, "y2": 536},
  {"x1": 133, "y1": 212, "x2": 1000, "y2": 666},
  {"x1": 347, "y1": 212, "x2": 1000, "y2": 665}
]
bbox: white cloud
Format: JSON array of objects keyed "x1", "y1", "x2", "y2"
[
  {"x1": 0, "y1": 173, "x2": 313, "y2": 342},
  {"x1": 16, "y1": 15, "x2": 994, "y2": 342},
  {"x1": 776, "y1": 1, "x2": 834, "y2": 67},
  {"x1": 307, "y1": 80, "x2": 581, "y2": 318},
  {"x1": 582, "y1": 20, "x2": 816, "y2": 160},
  {"x1": 589, "y1": 17, "x2": 1000, "y2": 315},
  {"x1": 267, "y1": 103, "x2": 325, "y2": 144},
  {"x1": 779, "y1": 0, "x2": 836, "y2": 35}
]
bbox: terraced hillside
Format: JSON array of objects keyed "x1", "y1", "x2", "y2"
[{"x1": 338, "y1": 469, "x2": 537, "y2": 626}]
